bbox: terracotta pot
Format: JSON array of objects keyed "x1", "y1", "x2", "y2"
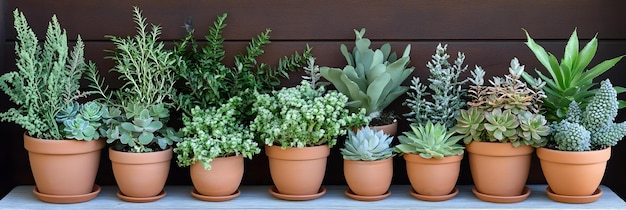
[
  {"x1": 466, "y1": 141, "x2": 533, "y2": 196},
  {"x1": 190, "y1": 155, "x2": 243, "y2": 196},
  {"x1": 537, "y1": 147, "x2": 611, "y2": 196},
  {"x1": 265, "y1": 145, "x2": 329, "y2": 195},
  {"x1": 344, "y1": 158, "x2": 393, "y2": 196},
  {"x1": 24, "y1": 134, "x2": 104, "y2": 197},
  {"x1": 373, "y1": 121, "x2": 398, "y2": 136},
  {"x1": 109, "y1": 147, "x2": 172, "y2": 198},
  {"x1": 404, "y1": 153, "x2": 462, "y2": 196}
]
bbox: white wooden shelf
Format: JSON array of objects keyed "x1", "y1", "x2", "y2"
[{"x1": 1, "y1": 185, "x2": 625, "y2": 209}]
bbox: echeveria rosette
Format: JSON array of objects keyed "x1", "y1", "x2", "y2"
[
  {"x1": 484, "y1": 108, "x2": 519, "y2": 143},
  {"x1": 453, "y1": 107, "x2": 485, "y2": 144},
  {"x1": 56, "y1": 101, "x2": 108, "y2": 141},
  {"x1": 251, "y1": 81, "x2": 367, "y2": 148},
  {"x1": 517, "y1": 110, "x2": 550, "y2": 147},
  {"x1": 340, "y1": 126, "x2": 394, "y2": 161},
  {"x1": 175, "y1": 97, "x2": 260, "y2": 170}
]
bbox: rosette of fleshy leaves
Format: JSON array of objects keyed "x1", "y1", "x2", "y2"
[
  {"x1": 453, "y1": 58, "x2": 550, "y2": 147},
  {"x1": 55, "y1": 101, "x2": 118, "y2": 141}
]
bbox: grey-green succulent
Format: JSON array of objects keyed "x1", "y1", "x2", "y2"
[
  {"x1": 551, "y1": 79, "x2": 626, "y2": 151},
  {"x1": 396, "y1": 121, "x2": 464, "y2": 159},
  {"x1": 320, "y1": 28, "x2": 414, "y2": 120},
  {"x1": 56, "y1": 101, "x2": 108, "y2": 141},
  {"x1": 340, "y1": 126, "x2": 394, "y2": 161}
]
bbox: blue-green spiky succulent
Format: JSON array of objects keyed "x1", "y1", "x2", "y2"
[
  {"x1": 340, "y1": 126, "x2": 394, "y2": 161},
  {"x1": 551, "y1": 79, "x2": 626, "y2": 151},
  {"x1": 396, "y1": 121, "x2": 464, "y2": 159}
]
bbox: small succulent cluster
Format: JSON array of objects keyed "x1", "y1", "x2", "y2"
[
  {"x1": 551, "y1": 79, "x2": 626, "y2": 151},
  {"x1": 320, "y1": 28, "x2": 414, "y2": 122},
  {"x1": 175, "y1": 97, "x2": 260, "y2": 170},
  {"x1": 251, "y1": 81, "x2": 368, "y2": 148},
  {"x1": 340, "y1": 126, "x2": 394, "y2": 161},
  {"x1": 396, "y1": 121, "x2": 465, "y2": 159},
  {"x1": 55, "y1": 101, "x2": 116, "y2": 141},
  {"x1": 404, "y1": 44, "x2": 475, "y2": 128},
  {"x1": 454, "y1": 58, "x2": 550, "y2": 147}
]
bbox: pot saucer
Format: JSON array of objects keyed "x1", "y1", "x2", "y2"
[
  {"x1": 116, "y1": 190, "x2": 166, "y2": 203},
  {"x1": 191, "y1": 189, "x2": 241, "y2": 202},
  {"x1": 472, "y1": 186, "x2": 531, "y2": 203},
  {"x1": 344, "y1": 189, "x2": 391, "y2": 201},
  {"x1": 268, "y1": 186, "x2": 326, "y2": 201},
  {"x1": 409, "y1": 187, "x2": 459, "y2": 201},
  {"x1": 33, "y1": 184, "x2": 101, "y2": 204},
  {"x1": 546, "y1": 186, "x2": 603, "y2": 204}
]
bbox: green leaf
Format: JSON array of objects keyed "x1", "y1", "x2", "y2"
[
  {"x1": 144, "y1": 120, "x2": 163, "y2": 132},
  {"x1": 579, "y1": 56, "x2": 625, "y2": 83},
  {"x1": 138, "y1": 132, "x2": 154, "y2": 144},
  {"x1": 562, "y1": 29, "x2": 579, "y2": 72}
]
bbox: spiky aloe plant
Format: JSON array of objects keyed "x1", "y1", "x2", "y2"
[
  {"x1": 396, "y1": 121, "x2": 464, "y2": 159},
  {"x1": 340, "y1": 126, "x2": 394, "y2": 161}
]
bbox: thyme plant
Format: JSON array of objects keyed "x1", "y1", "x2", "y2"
[{"x1": 0, "y1": 9, "x2": 95, "y2": 140}]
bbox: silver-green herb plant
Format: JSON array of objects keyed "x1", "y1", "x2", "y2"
[
  {"x1": 0, "y1": 9, "x2": 96, "y2": 140},
  {"x1": 396, "y1": 121, "x2": 464, "y2": 159},
  {"x1": 340, "y1": 126, "x2": 394, "y2": 161},
  {"x1": 404, "y1": 44, "x2": 477, "y2": 128},
  {"x1": 551, "y1": 79, "x2": 626, "y2": 151},
  {"x1": 320, "y1": 28, "x2": 414, "y2": 123},
  {"x1": 453, "y1": 58, "x2": 550, "y2": 147},
  {"x1": 174, "y1": 97, "x2": 260, "y2": 170},
  {"x1": 89, "y1": 7, "x2": 180, "y2": 152}
]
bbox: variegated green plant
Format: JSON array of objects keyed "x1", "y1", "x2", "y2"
[
  {"x1": 320, "y1": 28, "x2": 414, "y2": 123},
  {"x1": 396, "y1": 121, "x2": 464, "y2": 159},
  {"x1": 340, "y1": 126, "x2": 394, "y2": 161}
]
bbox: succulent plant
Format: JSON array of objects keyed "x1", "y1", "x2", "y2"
[
  {"x1": 523, "y1": 29, "x2": 625, "y2": 122},
  {"x1": 320, "y1": 28, "x2": 414, "y2": 121},
  {"x1": 340, "y1": 126, "x2": 394, "y2": 161},
  {"x1": 454, "y1": 58, "x2": 550, "y2": 147},
  {"x1": 55, "y1": 101, "x2": 110, "y2": 141},
  {"x1": 404, "y1": 44, "x2": 476, "y2": 128},
  {"x1": 396, "y1": 121, "x2": 464, "y2": 159},
  {"x1": 551, "y1": 79, "x2": 626, "y2": 151}
]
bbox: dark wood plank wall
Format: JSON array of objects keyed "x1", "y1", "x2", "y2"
[{"x1": 2, "y1": 0, "x2": 626, "y2": 199}]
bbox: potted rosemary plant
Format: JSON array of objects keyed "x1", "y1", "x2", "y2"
[
  {"x1": 453, "y1": 58, "x2": 550, "y2": 203},
  {"x1": 251, "y1": 58, "x2": 368, "y2": 201},
  {"x1": 320, "y1": 28, "x2": 414, "y2": 136},
  {"x1": 0, "y1": 9, "x2": 106, "y2": 204},
  {"x1": 340, "y1": 126, "x2": 394, "y2": 201},
  {"x1": 172, "y1": 13, "x2": 310, "y2": 201},
  {"x1": 524, "y1": 29, "x2": 626, "y2": 204},
  {"x1": 89, "y1": 7, "x2": 180, "y2": 202}
]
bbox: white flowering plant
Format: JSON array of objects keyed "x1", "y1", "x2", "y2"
[
  {"x1": 174, "y1": 96, "x2": 260, "y2": 170},
  {"x1": 251, "y1": 81, "x2": 368, "y2": 148}
]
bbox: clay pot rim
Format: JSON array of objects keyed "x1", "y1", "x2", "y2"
[
  {"x1": 109, "y1": 147, "x2": 173, "y2": 164},
  {"x1": 466, "y1": 141, "x2": 534, "y2": 156},
  {"x1": 403, "y1": 153, "x2": 463, "y2": 164},
  {"x1": 265, "y1": 144, "x2": 330, "y2": 160},
  {"x1": 23, "y1": 133, "x2": 105, "y2": 154},
  {"x1": 537, "y1": 147, "x2": 611, "y2": 164}
]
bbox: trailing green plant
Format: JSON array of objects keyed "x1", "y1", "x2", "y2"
[
  {"x1": 404, "y1": 44, "x2": 477, "y2": 128},
  {"x1": 453, "y1": 58, "x2": 550, "y2": 147},
  {"x1": 522, "y1": 29, "x2": 626, "y2": 122},
  {"x1": 396, "y1": 121, "x2": 464, "y2": 159},
  {"x1": 88, "y1": 7, "x2": 180, "y2": 152},
  {"x1": 251, "y1": 56, "x2": 368, "y2": 148},
  {"x1": 174, "y1": 96, "x2": 260, "y2": 170},
  {"x1": 550, "y1": 79, "x2": 626, "y2": 151},
  {"x1": 320, "y1": 28, "x2": 414, "y2": 124},
  {"x1": 173, "y1": 13, "x2": 312, "y2": 117},
  {"x1": 0, "y1": 9, "x2": 97, "y2": 140},
  {"x1": 340, "y1": 126, "x2": 394, "y2": 161}
]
